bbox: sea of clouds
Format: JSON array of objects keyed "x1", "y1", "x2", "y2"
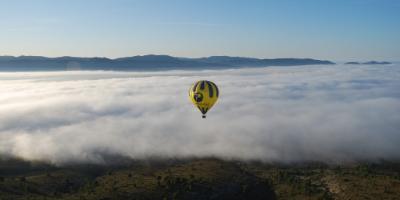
[{"x1": 0, "y1": 64, "x2": 400, "y2": 165}]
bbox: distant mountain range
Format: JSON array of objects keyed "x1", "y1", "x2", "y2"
[
  {"x1": 345, "y1": 61, "x2": 391, "y2": 65},
  {"x1": 0, "y1": 55, "x2": 335, "y2": 71}
]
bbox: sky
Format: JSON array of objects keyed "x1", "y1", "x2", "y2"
[
  {"x1": 0, "y1": 0, "x2": 399, "y2": 61},
  {"x1": 1, "y1": 64, "x2": 400, "y2": 165}
]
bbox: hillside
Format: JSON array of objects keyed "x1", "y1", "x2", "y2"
[{"x1": 1, "y1": 158, "x2": 400, "y2": 200}]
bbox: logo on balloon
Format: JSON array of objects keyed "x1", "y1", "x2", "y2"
[{"x1": 194, "y1": 92, "x2": 203, "y2": 102}]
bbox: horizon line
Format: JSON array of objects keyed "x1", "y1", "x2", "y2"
[{"x1": 0, "y1": 54, "x2": 382, "y2": 62}]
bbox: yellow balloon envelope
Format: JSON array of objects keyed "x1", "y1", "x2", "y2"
[{"x1": 189, "y1": 80, "x2": 219, "y2": 118}]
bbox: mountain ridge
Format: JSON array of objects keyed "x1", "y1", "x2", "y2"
[
  {"x1": 345, "y1": 61, "x2": 391, "y2": 65},
  {"x1": 0, "y1": 55, "x2": 335, "y2": 71}
]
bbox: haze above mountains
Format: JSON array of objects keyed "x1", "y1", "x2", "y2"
[{"x1": 0, "y1": 55, "x2": 336, "y2": 71}]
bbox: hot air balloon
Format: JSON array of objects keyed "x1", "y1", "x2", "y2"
[{"x1": 189, "y1": 80, "x2": 219, "y2": 118}]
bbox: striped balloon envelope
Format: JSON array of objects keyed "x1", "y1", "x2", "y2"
[{"x1": 189, "y1": 80, "x2": 219, "y2": 118}]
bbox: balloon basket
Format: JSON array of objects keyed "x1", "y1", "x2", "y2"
[{"x1": 202, "y1": 115, "x2": 206, "y2": 119}]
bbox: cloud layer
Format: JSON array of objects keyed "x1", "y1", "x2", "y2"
[{"x1": 1, "y1": 65, "x2": 400, "y2": 165}]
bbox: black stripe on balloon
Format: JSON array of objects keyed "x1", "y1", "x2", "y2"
[
  {"x1": 192, "y1": 82, "x2": 199, "y2": 92},
  {"x1": 199, "y1": 107, "x2": 206, "y2": 114},
  {"x1": 212, "y1": 82, "x2": 219, "y2": 97},
  {"x1": 207, "y1": 82, "x2": 213, "y2": 98},
  {"x1": 200, "y1": 81, "x2": 205, "y2": 90},
  {"x1": 197, "y1": 106, "x2": 203, "y2": 113}
]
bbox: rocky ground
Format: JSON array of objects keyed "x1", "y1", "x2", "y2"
[{"x1": 1, "y1": 158, "x2": 400, "y2": 200}]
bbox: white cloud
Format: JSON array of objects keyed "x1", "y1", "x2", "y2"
[{"x1": 0, "y1": 65, "x2": 400, "y2": 165}]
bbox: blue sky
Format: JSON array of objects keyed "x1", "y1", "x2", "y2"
[{"x1": 0, "y1": 0, "x2": 399, "y2": 61}]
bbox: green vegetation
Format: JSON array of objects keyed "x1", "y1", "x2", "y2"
[{"x1": 1, "y1": 158, "x2": 400, "y2": 200}]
